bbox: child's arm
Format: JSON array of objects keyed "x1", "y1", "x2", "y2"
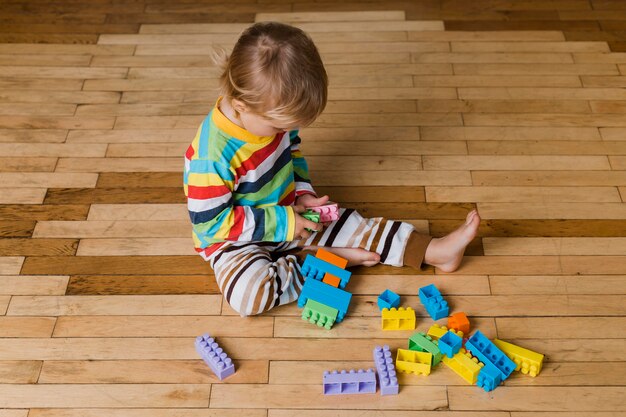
[
  {"x1": 184, "y1": 157, "x2": 298, "y2": 245},
  {"x1": 289, "y1": 130, "x2": 317, "y2": 198}
]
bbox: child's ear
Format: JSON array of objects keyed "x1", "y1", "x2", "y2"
[{"x1": 231, "y1": 99, "x2": 248, "y2": 115}]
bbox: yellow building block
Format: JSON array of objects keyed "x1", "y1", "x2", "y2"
[
  {"x1": 381, "y1": 307, "x2": 416, "y2": 331},
  {"x1": 315, "y1": 248, "x2": 348, "y2": 269},
  {"x1": 427, "y1": 324, "x2": 463, "y2": 341},
  {"x1": 396, "y1": 348, "x2": 432, "y2": 376},
  {"x1": 442, "y1": 348, "x2": 483, "y2": 384},
  {"x1": 493, "y1": 339, "x2": 544, "y2": 377}
]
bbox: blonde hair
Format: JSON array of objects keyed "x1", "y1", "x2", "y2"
[{"x1": 213, "y1": 22, "x2": 328, "y2": 128}]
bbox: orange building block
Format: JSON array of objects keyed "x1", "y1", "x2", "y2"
[
  {"x1": 322, "y1": 273, "x2": 341, "y2": 288},
  {"x1": 448, "y1": 312, "x2": 470, "y2": 335},
  {"x1": 316, "y1": 248, "x2": 348, "y2": 269}
]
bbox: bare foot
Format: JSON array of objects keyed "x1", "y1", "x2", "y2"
[
  {"x1": 423, "y1": 209, "x2": 481, "y2": 273},
  {"x1": 303, "y1": 246, "x2": 381, "y2": 267}
]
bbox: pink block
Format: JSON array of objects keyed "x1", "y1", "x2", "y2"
[{"x1": 309, "y1": 203, "x2": 339, "y2": 222}]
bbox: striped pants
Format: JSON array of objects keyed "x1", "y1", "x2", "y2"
[{"x1": 208, "y1": 208, "x2": 432, "y2": 317}]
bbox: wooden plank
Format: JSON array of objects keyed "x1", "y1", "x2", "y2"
[
  {"x1": 0, "y1": 189, "x2": 47, "y2": 204},
  {"x1": 87, "y1": 204, "x2": 186, "y2": 220},
  {"x1": 490, "y1": 275, "x2": 626, "y2": 295},
  {"x1": 0, "y1": 238, "x2": 78, "y2": 256},
  {"x1": 460, "y1": 87, "x2": 626, "y2": 100},
  {"x1": 66, "y1": 129, "x2": 196, "y2": 143},
  {"x1": 311, "y1": 171, "x2": 471, "y2": 186},
  {"x1": 464, "y1": 113, "x2": 626, "y2": 127},
  {"x1": 34, "y1": 220, "x2": 191, "y2": 238},
  {"x1": 417, "y1": 99, "x2": 589, "y2": 114},
  {"x1": 0, "y1": 143, "x2": 105, "y2": 157},
  {"x1": 43, "y1": 188, "x2": 184, "y2": 204},
  {"x1": 426, "y1": 186, "x2": 621, "y2": 203},
  {"x1": 0, "y1": 384, "x2": 210, "y2": 408},
  {"x1": 476, "y1": 203, "x2": 626, "y2": 219},
  {"x1": 472, "y1": 171, "x2": 626, "y2": 186},
  {"x1": 421, "y1": 126, "x2": 601, "y2": 141},
  {"x1": 413, "y1": 52, "x2": 575, "y2": 64},
  {"x1": 408, "y1": 31, "x2": 565, "y2": 41},
  {"x1": 30, "y1": 410, "x2": 262, "y2": 417},
  {"x1": 269, "y1": 412, "x2": 509, "y2": 417},
  {"x1": 468, "y1": 140, "x2": 626, "y2": 155},
  {"x1": 254, "y1": 10, "x2": 406, "y2": 23},
  {"x1": 454, "y1": 63, "x2": 618, "y2": 75},
  {"x1": 139, "y1": 23, "x2": 249, "y2": 35},
  {"x1": 0, "y1": 276, "x2": 68, "y2": 295},
  {"x1": 76, "y1": 238, "x2": 196, "y2": 256},
  {"x1": 0, "y1": 296, "x2": 8, "y2": 314},
  {"x1": 0, "y1": 129, "x2": 67, "y2": 143},
  {"x1": 484, "y1": 237, "x2": 626, "y2": 255},
  {"x1": 0, "y1": 116, "x2": 115, "y2": 130},
  {"x1": 7, "y1": 295, "x2": 221, "y2": 316},
  {"x1": 66, "y1": 274, "x2": 219, "y2": 295},
  {"x1": 0, "y1": 173, "x2": 98, "y2": 188},
  {"x1": 0, "y1": 205, "x2": 88, "y2": 221},
  {"x1": 53, "y1": 316, "x2": 272, "y2": 337},
  {"x1": 38, "y1": 359, "x2": 268, "y2": 384},
  {"x1": 0, "y1": 44, "x2": 134, "y2": 55},
  {"x1": 0, "y1": 90, "x2": 120, "y2": 104},
  {"x1": 0, "y1": 361, "x2": 41, "y2": 384},
  {"x1": 0, "y1": 317, "x2": 56, "y2": 337},
  {"x1": 0, "y1": 66, "x2": 128, "y2": 79},
  {"x1": 497, "y1": 317, "x2": 626, "y2": 338},
  {"x1": 610, "y1": 156, "x2": 626, "y2": 169},
  {"x1": 0, "y1": 257, "x2": 23, "y2": 274},
  {"x1": 0, "y1": 103, "x2": 76, "y2": 116},
  {"x1": 452, "y1": 41, "x2": 609, "y2": 53},
  {"x1": 574, "y1": 52, "x2": 626, "y2": 63},
  {"x1": 448, "y1": 387, "x2": 626, "y2": 411},
  {"x1": 413, "y1": 75, "x2": 581, "y2": 87},
  {"x1": 424, "y1": 156, "x2": 609, "y2": 170},
  {"x1": 582, "y1": 75, "x2": 626, "y2": 87},
  {"x1": 591, "y1": 100, "x2": 626, "y2": 112},
  {"x1": 55, "y1": 157, "x2": 183, "y2": 172},
  {"x1": 0, "y1": 221, "x2": 35, "y2": 238},
  {"x1": 0, "y1": 157, "x2": 56, "y2": 172}
]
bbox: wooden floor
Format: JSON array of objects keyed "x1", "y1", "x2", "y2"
[{"x1": 1, "y1": 1, "x2": 626, "y2": 416}]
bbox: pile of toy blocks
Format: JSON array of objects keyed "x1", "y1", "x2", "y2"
[{"x1": 377, "y1": 284, "x2": 545, "y2": 392}]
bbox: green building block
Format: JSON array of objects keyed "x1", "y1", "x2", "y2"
[
  {"x1": 302, "y1": 210, "x2": 321, "y2": 232},
  {"x1": 408, "y1": 332, "x2": 443, "y2": 366},
  {"x1": 302, "y1": 299, "x2": 338, "y2": 330}
]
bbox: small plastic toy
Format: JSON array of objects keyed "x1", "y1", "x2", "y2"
[
  {"x1": 323, "y1": 369, "x2": 377, "y2": 395},
  {"x1": 439, "y1": 330, "x2": 463, "y2": 358},
  {"x1": 448, "y1": 312, "x2": 470, "y2": 335},
  {"x1": 465, "y1": 330, "x2": 516, "y2": 380},
  {"x1": 322, "y1": 273, "x2": 341, "y2": 288},
  {"x1": 427, "y1": 324, "x2": 463, "y2": 341},
  {"x1": 381, "y1": 307, "x2": 416, "y2": 331},
  {"x1": 298, "y1": 276, "x2": 352, "y2": 322},
  {"x1": 195, "y1": 334, "x2": 235, "y2": 380},
  {"x1": 418, "y1": 284, "x2": 449, "y2": 320},
  {"x1": 309, "y1": 203, "x2": 340, "y2": 222},
  {"x1": 301, "y1": 254, "x2": 351, "y2": 289},
  {"x1": 476, "y1": 360, "x2": 502, "y2": 392},
  {"x1": 441, "y1": 348, "x2": 482, "y2": 385},
  {"x1": 396, "y1": 349, "x2": 432, "y2": 376},
  {"x1": 315, "y1": 248, "x2": 348, "y2": 269},
  {"x1": 373, "y1": 345, "x2": 399, "y2": 395},
  {"x1": 302, "y1": 299, "x2": 338, "y2": 330},
  {"x1": 377, "y1": 289, "x2": 401, "y2": 311},
  {"x1": 408, "y1": 332, "x2": 442, "y2": 366},
  {"x1": 493, "y1": 338, "x2": 544, "y2": 377}
]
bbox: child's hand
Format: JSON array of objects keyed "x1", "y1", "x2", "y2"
[
  {"x1": 293, "y1": 205, "x2": 323, "y2": 240},
  {"x1": 296, "y1": 193, "x2": 330, "y2": 208}
]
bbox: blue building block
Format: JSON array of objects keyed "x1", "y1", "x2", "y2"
[
  {"x1": 476, "y1": 361, "x2": 502, "y2": 392},
  {"x1": 439, "y1": 330, "x2": 463, "y2": 358},
  {"x1": 418, "y1": 284, "x2": 449, "y2": 320},
  {"x1": 373, "y1": 345, "x2": 399, "y2": 395},
  {"x1": 466, "y1": 330, "x2": 516, "y2": 380},
  {"x1": 298, "y1": 277, "x2": 352, "y2": 322},
  {"x1": 195, "y1": 334, "x2": 235, "y2": 380},
  {"x1": 377, "y1": 289, "x2": 400, "y2": 311},
  {"x1": 323, "y1": 369, "x2": 377, "y2": 395},
  {"x1": 301, "y1": 254, "x2": 351, "y2": 289}
]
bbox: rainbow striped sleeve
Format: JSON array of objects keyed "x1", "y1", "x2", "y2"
[{"x1": 289, "y1": 130, "x2": 317, "y2": 198}]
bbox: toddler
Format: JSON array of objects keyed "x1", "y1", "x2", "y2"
[{"x1": 183, "y1": 22, "x2": 480, "y2": 316}]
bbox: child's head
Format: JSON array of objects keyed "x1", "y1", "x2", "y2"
[{"x1": 215, "y1": 21, "x2": 328, "y2": 136}]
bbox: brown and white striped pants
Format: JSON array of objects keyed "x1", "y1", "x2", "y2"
[{"x1": 208, "y1": 208, "x2": 432, "y2": 317}]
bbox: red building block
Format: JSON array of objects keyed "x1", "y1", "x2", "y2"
[{"x1": 448, "y1": 312, "x2": 470, "y2": 335}]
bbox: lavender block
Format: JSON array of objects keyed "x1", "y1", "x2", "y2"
[
  {"x1": 373, "y1": 345, "x2": 399, "y2": 395},
  {"x1": 195, "y1": 334, "x2": 235, "y2": 380},
  {"x1": 323, "y1": 369, "x2": 377, "y2": 395}
]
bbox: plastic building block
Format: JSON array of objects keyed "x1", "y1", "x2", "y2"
[
  {"x1": 427, "y1": 324, "x2": 463, "y2": 341},
  {"x1": 322, "y1": 273, "x2": 341, "y2": 288},
  {"x1": 298, "y1": 276, "x2": 352, "y2": 322},
  {"x1": 301, "y1": 254, "x2": 351, "y2": 289},
  {"x1": 302, "y1": 210, "x2": 320, "y2": 224},
  {"x1": 377, "y1": 289, "x2": 401, "y2": 311},
  {"x1": 441, "y1": 348, "x2": 483, "y2": 385},
  {"x1": 315, "y1": 248, "x2": 348, "y2": 269},
  {"x1": 381, "y1": 307, "x2": 416, "y2": 331},
  {"x1": 476, "y1": 360, "x2": 502, "y2": 392},
  {"x1": 408, "y1": 332, "x2": 442, "y2": 366},
  {"x1": 448, "y1": 312, "x2": 470, "y2": 335},
  {"x1": 373, "y1": 345, "x2": 399, "y2": 395},
  {"x1": 493, "y1": 339, "x2": 544, "y2": 377},
  {"x1": 309, "y1": 203, "x2": 340, "y2": 222},
  {"x1": 195, "y1": 334, "x2": 235, "y2": 380},
  {"x1": 418, "y1": 284, "x2": 449, "y2": 320},
  {"x1": 396, "y1": 349, "x2": 432, "y2": 376},
  {"x1": 323, "y1": 369, "x2": 377, "y2": 395},
  {"x1": 439, "y1": 330, "x2": 463, "y2": 358},
  {"x1": 465, "y1": 330, "x2": 516, "y2": 380},
  {"x1": 302, "y1": 299, "x2": 338, "y2": 330}
]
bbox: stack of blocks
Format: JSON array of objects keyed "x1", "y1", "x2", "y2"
[
  {"x1": 302, "y1": 203, "x2": 339, "y2": 231},
  {"x1": 298, "y1": 248, "x2": 352, "y2": 329}
]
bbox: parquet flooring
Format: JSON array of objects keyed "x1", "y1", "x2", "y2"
[{"x1": 1, "y1": 1, "x2": 626, "y2": 416}]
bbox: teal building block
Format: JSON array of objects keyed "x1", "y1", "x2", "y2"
[
  {"x1": 298, "y1": 276, "x2": 352, "y2": 322},
  {"x1": 301, "y1": 254, "x2": 351, "y2": 289},
  {"x1": 466, "y1": 330, "x2": 516, "y2": 380}
]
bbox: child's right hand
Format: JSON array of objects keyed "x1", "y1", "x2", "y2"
[{"x1": 293, "y1": 205, "x2": 323, "y2": 239}]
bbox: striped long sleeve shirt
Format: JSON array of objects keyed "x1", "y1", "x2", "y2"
[{"x1": 183, "y1": 100, "x2": 316, "y2": 260}]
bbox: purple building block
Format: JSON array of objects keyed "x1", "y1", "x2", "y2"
[
  {"x1": 373, "y1": 345, "x2": 399, "y2": 395},
  {"x1": 323, "y1": 369, "x2": 377, "y2": 395},
  {"x1": 195, "y1": 334, "x2": 235, "y2": 380},
  {"x1": 439, "y1": 330, "x2": 463, "y2": 358}
]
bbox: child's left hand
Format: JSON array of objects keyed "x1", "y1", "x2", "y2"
[{"x1": 295, "y1": 193, "x2": 330, "y2": 208}]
